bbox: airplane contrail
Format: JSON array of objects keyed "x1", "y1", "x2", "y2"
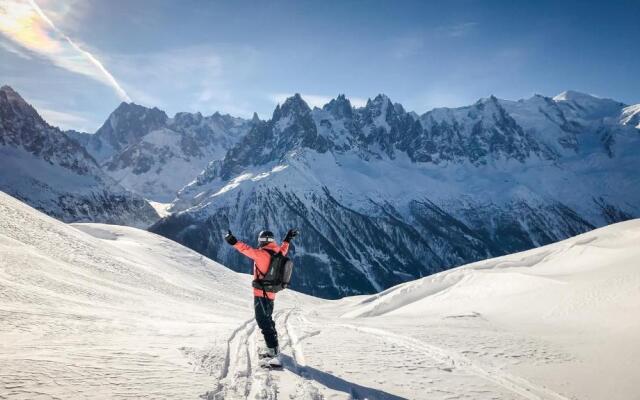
[{"x1": 27, "y1": 0, "x2": 131, "y2": 102}]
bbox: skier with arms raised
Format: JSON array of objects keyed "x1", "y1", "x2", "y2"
[{"x1": 224, "y1": 228, "x2": 298, "y2": 368}]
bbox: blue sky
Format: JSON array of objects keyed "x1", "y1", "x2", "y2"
[{"x1": 1, "y1": 0, "x2": 639, "y2": 131}]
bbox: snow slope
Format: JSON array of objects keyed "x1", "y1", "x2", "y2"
[
  {"x1": 1, "y1": 191, "x2": 639, "y2": 399},
  {"x1": 335, "y1": 218, "x2": 640, "y2": 399},
  {"x1": 0, "y1": 190, "x2": 247, "y2": 398}
]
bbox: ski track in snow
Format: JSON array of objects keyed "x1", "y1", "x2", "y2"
[
  {"x1": 208, "y1": 307, "x2": 571, "y2": 400},
  {"x1": 337, "y1": 324, "x2": 570, "y2": 400},
  {"x1": 208, "y1": 308, "x2": 325, "y2": 400},
  {"x1": 280, "y1": 308, "x2": 324, "y2": 399}
]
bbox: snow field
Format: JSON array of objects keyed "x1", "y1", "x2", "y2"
[{"x1": 1, "y1": 191, "x2": 639, "y2": 399}]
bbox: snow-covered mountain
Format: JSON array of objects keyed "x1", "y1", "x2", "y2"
[
  {"x1": 621, "y1": 103, "x2": 640, "y2": 129},
  {"x1": 1, "y1": 191, "x2": 638, "y2": 399},
  {"x1": 151, "y1": 91, "x2": 640, "y2": 298},
  {"x1": 0, "y1": 86, "x2": 158, "y2": 227},
  {"x1": 70, "y1": 103, "x2": 254, "y2": 202}
]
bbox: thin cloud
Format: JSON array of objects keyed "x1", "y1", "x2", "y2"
[
  {"x1": 390, "y1": 36, "x2": 424, "y2": 60},
  {"x1": 109, "y1": 45, "x2": 259, "y2": 118},
  {"x1": 38, "y1": 107, "x2": 94, "y2": 131},
  {"x1": 270, "y1": 93, "x2": 367, "y2": 108},
  {"x1": 0, "y1": 0, "x2": 130, "y2": 101},
  {"x1": 437, "y1": 22, "x2": 478, "y2": 38},
  {"x1": 0, "y1": 38, "x2": 32, "y2": 59}
]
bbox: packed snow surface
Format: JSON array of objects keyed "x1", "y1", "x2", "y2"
[{"x1": 1, "y1": 191, "x2": 639, "y2": 399}]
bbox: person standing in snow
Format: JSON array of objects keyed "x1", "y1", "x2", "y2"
[{"x1": 224, "y1": 228, "x2": 298, "y2": 367}]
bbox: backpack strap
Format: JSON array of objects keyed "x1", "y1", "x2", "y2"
[
  {"x1": 255, "y1": 248, "x2": 276, "y2": 298},
  {"x1": 255, "y1": 248, "x2": 275, "y2": 278}
]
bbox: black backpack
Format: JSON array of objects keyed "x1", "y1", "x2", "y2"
[{"x1": 252, "y1": 249, "x2": 294, "y2": 294}]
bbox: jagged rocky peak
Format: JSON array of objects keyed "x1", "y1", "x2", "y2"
[
  {"x1": 206, "y1": 111, "x2": 250, "y2": 128},
  {"x1": 323, "y1": 94, "x2": 353, "y2": 119},
  {"x1": 1, "y1": 85, "x2": 24, "y2": 104},
  {"x1": 251, "y1": 112, "x2": 261, "y2": 123},
  {"x1": 110, "y1": 101, "x2": 168, "y2": 122},
  {"x1": 1, "y1": 85, "x2": 23, "y2": 102},
  {"x1": 366, "y1": 93, "x2": 392, "y2": 108},
  {"x1": 95, "y1": 101, "x2": 168, "y2": 150},
  {"x1": 364, "y1": 94, "x2": 408, "y2": 120},
  {"x1": 472, "y1": 94, "x2": 502, "y2": 111},
  {"x1": 172, "y1": 111, "x2": 203, "y2": 126},
  {"x1": 273, "y1": 93, "x2": 311, "y2": 120},
  {"x1": 360, "y1": 94, "x2": 396, "y2": 127},
  {"x1": 0, "y1": 85, "x2": 45, "y2": 124},
  {"x1": 0, "y1": 85, "x2": 97, "y2": 172}
]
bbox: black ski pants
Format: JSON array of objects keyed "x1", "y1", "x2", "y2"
[{"x1": 254, "y1": 296, "x2": 278, "y2": 349}]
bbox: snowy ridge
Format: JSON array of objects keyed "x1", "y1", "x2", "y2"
[{"x1": 1, "y1": 191, "x2": 638, "y2": 399}]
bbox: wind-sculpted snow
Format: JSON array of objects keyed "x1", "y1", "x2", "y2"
[
  {"x1": 342, "y1": 219, "x2": 640, "y2": 319},
  {"x1": 1, "y1": 192, "x2": 638, "y2": 399},
  {"x1": 332, "y1": 219, "x2": 640, "y2": 398}
]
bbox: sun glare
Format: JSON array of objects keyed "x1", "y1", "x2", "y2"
[{"x1": 0, "y1": 1, "x2": 59, "y2": 53}]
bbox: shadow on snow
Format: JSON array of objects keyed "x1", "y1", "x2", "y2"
[{"x1": 281, "y1": 354, "x2": 408, "y2": 400}]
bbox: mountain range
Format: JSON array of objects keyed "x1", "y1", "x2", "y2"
[
  {"x1": 150, "y1": 91, "x2": 640, "y2": 298},
  {"x1": 1, "y1": 84, "x2": 638, "y2": 298}
]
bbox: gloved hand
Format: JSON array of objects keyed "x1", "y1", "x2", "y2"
[
  {"x1": 224, "y1": 230, "x2": 237, "y2": 245},
  {"x1": 283, "y1": 228, "x2": 298, "y2": 243}
]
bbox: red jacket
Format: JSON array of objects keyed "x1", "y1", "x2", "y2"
[{"x1": 233, "y1": 240, "x2": 290, "y2": 299}]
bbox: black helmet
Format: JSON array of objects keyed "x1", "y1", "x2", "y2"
[{"x1": 257, "y1": 230, "x2": 275, "y2": 247}]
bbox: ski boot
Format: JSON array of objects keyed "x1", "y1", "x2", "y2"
[{"x1": 259, "y1": 347, "x2": 282, "y2": 369}]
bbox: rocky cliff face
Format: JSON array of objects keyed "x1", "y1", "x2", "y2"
[{"x1": 0, "y1": 86, "x2": 159, "y2": 227}]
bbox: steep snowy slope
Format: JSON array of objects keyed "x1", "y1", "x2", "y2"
[
  {"x1": 0, "y1": 190, "x2": 320, "y2": 399},
  {"x1": 2, "y1": 191, "x2": 637, "y2": 399},
  {"x1": 0, "y1": 86, "x2": 158, "y2": 227},
  {"x1": 152, "y1": 91, "x2": 640, "y2": 298},
  {"x1": 0, "y1": 190, "x2": 244, "y2": 398},
  {"x1": 70, "y1": 105, "x2": 254, "y2": 202}
]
